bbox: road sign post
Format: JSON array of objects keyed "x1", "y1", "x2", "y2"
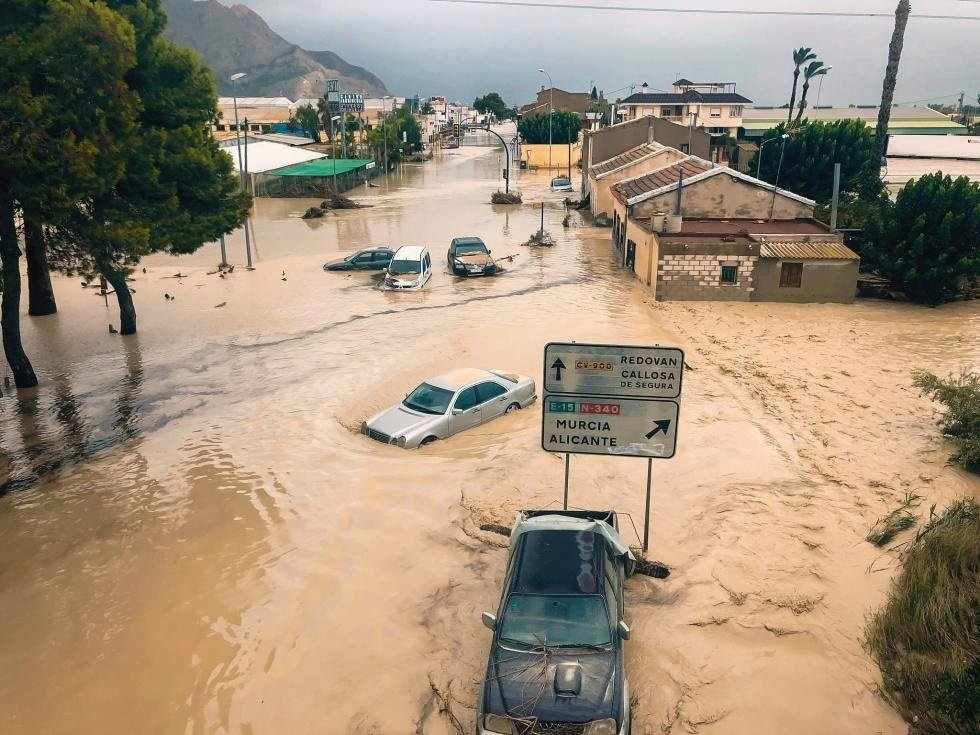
[{"x1": 542, "y1": 342, "x2": 684, "y2": 551}]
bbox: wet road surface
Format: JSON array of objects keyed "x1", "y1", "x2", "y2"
[{"x1": 0, "y1": 134, "x2": 977, "y2": 734}]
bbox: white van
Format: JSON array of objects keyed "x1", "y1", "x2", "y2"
[{"x1": 383, "y1": 245, "x2": 432, "y2": 290}]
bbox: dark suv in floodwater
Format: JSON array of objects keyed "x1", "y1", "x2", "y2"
[{"x1": 477, "y1": 510, "x2": 634, "y2": 735}]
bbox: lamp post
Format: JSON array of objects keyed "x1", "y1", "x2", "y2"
[
  {"x1": 769, "y1": 133, "x2": 790, "y2": 221},
  {"x1": 538, "y1": 68, "x2": 553, "y2": 170},
  {"x1": 331, "y1": 114, "x2": 341, "y2": 191},
  {"x1": 756, "y1": 132, "x2": 790, "y2": 179},
  {"x1": 230, "y1": 72, "x2": 253, "y2": 269}
]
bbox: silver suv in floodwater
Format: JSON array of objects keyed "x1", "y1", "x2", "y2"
[{"x1": 362, "y1": 368, "x2": 536, "y2": 448}]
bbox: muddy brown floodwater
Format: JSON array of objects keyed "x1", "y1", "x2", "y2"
[{"x1": 0, "y1": 131, "x2": 977, "y2": 734}]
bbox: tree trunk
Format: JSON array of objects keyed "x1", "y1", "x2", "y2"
[
  {"x1": 875, "y1": 0, "x2": 911, "y2": 159},
  {"x1": 100, "y1": 263, "x2": 136, "y2": 335},
  {"x1": 0, "y1": 189, "x2": 39, "y2": 388},
  {"x1": 24, "y1": 214, "x2": 57, "y2": 316},
  {"x1": 795, "y1": 81, "x2": 811, "y2": 124},
  {"x1": 788, "y1": 69, "x2": 801, "y2": 124}
]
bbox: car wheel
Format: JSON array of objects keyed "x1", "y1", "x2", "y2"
[
  {"x1": 420, "y1": 436, "x2": 437, "y2": 446},
  {"x1": 505, "y1": 402, "x2": 521, "y2": 413}
]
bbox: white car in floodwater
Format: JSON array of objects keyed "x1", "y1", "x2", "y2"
[
  {"x1": 382, "y1": 245, "x2": 432, "y2": 290},
  {"x1": 362, "y1": 369, "x2": 537, "y2": 448}
]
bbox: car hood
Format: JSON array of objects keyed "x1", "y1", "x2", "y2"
[
  {"x1": 367, "y1": 404, "x2": 442, "y2": 437},
  {"x1": 486, "y1": 646, "x2": 618, "y2": 724},
  {"x1": 455, "y1": 252, "x2": 493, "y2": 268},
  {"x1": 324, "y1": 257, "x2": 349, "y2": 269}
]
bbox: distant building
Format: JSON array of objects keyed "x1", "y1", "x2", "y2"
[
  {"x1": 215, "y1": 97, "x2": 293, "y2": 138},
  {"x1": 617, "y1": 80, "x2": 753, "y2": 137},
  {"x1": 607, "y1": 157, "x2": 858, "y2": 302},
  {"x1": 742, "y1": 106, "x2": 967, "y2": 139},
  {"x1": 520, "y1": 87, "x2": 593, "y2": 117},
  {"x1": 884, "y1": 134, "x2": 980, "y2": 191}
]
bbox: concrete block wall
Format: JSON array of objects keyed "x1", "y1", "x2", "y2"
[{"x1": 656, "y1": 254, "x2": 756, "y2": 301}]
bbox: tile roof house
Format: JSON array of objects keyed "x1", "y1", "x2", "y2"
[
  {"x1": 586, "y1": 143, "x2": 688, "y2": 220},
  {"x1": 603, "y1": 158, "x2": 856, "y2": 302}
]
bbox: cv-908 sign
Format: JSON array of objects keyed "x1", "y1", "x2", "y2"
[{"x1": 544, "y1": 342, "x2": 683, "y2": 399}]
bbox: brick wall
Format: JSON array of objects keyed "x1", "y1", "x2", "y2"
[{"x1": 656, "y1": 254, "x2": 757, "y2": 301}]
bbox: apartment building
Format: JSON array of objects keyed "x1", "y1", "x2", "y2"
[{"x1": 617, "y1": 79, "x2": 753, "y2": 137}]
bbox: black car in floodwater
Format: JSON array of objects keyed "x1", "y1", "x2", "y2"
[
  {"x1": 447, "y1": 236, "x2": 498, "y2": 276},
  {"x1": 323, "y1": 247, "x2": 394, "y2": 271},
  {"x1": 477, "y1": 510, "x2": 634, "y2": 735}
]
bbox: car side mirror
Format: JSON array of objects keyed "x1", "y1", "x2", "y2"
[
  {"x1": 482, "y1": 612, "x2": 497, "y2": 630},
  {"x1": 452, "y1": 408, "x2": 462, "y2": 415},
  {"x1": 618, "y1": 621, "x2": 630, "y2": 640}
]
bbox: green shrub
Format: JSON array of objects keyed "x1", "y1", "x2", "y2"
[
  {"x1": 863, "y1": 173, "x2": 980, "y2": 306},
  {"x1": 913, "y1": 370, "x2": 980, "y2": 472},
  {"x1": 865, "y1": 499, "x2": 979, "y2": 735}
]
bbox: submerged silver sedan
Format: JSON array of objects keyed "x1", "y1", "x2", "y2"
[{"x1": 362, "y1": 369, "x2": 537, "y2": 448}]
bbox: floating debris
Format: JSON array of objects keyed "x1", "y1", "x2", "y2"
[
  {"x1": 491, "y1": 191, "x2": 522, "y2": 205},
  {"x1": 302, "y1": 206, "x2": 325, "y2": 219}
]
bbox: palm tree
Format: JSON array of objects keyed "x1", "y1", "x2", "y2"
[
  {"x1": 788, "y1": 47, "x2": 818, "y2": 123},
  {"x1": 874, "y1": 0, "x2": 911, "y2": 158},
  {"x1": 794, "y1": 61, "x2": 830, "y2": 124}
]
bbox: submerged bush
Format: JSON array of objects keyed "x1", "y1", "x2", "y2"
[
  {"x1": 913, "y1": 370, "x2": 980, "y2": 472},
  {"x1": 864, "y1": 499, "x2": 980, "y2": 735}
]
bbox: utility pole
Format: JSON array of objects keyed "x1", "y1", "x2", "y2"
[
  {"x1": 830, "y1": 162, "x2": 841, "y2": 230},
  {"x1": 539, "y1": 68, "x2": 554, "y2": 170},
  {"x1": 769, "y1": 134, "x2": 788, "y2": 221}
]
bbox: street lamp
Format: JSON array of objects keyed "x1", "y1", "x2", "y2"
[
  {"x1": 757, "y1": 132, "x2": 790, "y2": 179},
  {"x1": 331, "y1": 115, "x2": 341, "y2": 191},
  {"x1": 230, "y1": 72, "x2": 253, "y2": 270},
  {"x1": 538, "y1": 68, "x2": 553, "y2": 170},
  {"x1": 769, "y1": 133, "x2": 790, "y2": 221}
]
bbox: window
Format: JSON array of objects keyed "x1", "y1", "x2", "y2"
[
  {"x1": 353, "y1": 253, "x2": 373, "y2": 265},
  {"x1": 780, "y1": 262, "x2": 804, "y2": 288},
  {"x1": 373, "y1": 250, "x2": 391, "y2": 263},
  {"x1": 604, "y1": 576, "x2": 619, "y2": 629},
  {"x1": 721, "y1": 264, "x2": 738, "y2": 284},
  {"x1": 423, "y1": 253, "x2": 431, "y2": 271},
  {"x1": 680, "y1": 143, "x2": 690, "y2": 154},
  {"x1": 403, "y1": 383, "x2": 455, "y2": 415},
  {"x1": 731, "y1": 105, "x2": 743, "y2": 116},
  {"x1": 475, "y1": 381, "x2": 507, "y2": 404},
  {"x1": 454, "y1": 387, "x2": 479, "y2": 411},
  {"x1": 709, "y1": 106, "x2": 722, "y2": 118}
]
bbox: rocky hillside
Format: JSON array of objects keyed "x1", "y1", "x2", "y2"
[{"x1": 162, "y1": 0, "x2": 387, "y2": 99}]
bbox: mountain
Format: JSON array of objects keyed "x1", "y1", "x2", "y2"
[{"x1": 161, "y1": 0, "x2": 388, "y2": 99}]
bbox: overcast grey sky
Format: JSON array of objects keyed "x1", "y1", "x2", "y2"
[{"x1": 237, "y1": 0, "x2": 978, "y2": 108}]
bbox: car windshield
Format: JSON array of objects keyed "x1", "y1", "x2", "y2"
[
  {"x1": 552, "y1": 178, "x2": 570, "y2": 186},
  {"x1": 455, "y1": 242, "x2": 487, "y2": 254},
  {"x1": 403, "y1": 382, "x2": 454, "y2": 415},
  {"x1": 498, "y1": 594, "x2": 611, "y2": 647},
  {"x1": 389, "y1": 259, "x2": 421, "y2": 275}
]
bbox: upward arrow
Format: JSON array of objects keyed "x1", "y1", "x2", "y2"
[
  {"x1": 551, "y1": 357, "x2": 566, "y2": 381},
  {"x1": 646, "y1": 419, "x2": 672, "y2": 439}
]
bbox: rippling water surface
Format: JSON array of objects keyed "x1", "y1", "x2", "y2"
[{"x1": 0, "y1": 132, "x2": 976, "y2": 734}]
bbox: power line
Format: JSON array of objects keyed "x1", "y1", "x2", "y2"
[{"x1": 427, "y1": 0, "x2": 980, "y2": 20}]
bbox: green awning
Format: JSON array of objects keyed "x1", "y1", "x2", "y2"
[{"x1": 271, "y1": 158, "x2": 376, "y2": 176}]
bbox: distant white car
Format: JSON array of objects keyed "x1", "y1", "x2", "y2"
[
  {"x1": 550, "y1": 176, "x2": 574, "y2": 193},
  {"x1": 363, "y1": 368, "x2": 537, "y2": 448},
  {"x1": 383, "y1": 245, "x2": 432, "y2": 290}
]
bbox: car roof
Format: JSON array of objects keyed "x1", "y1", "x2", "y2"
[
  {"x1": 392, "y1": 245, "x2": 426, "y2": 260},
  {"x1": 511, "y1": 529, "x2": 605, "y2": 595},
  {"x1": 427, "y1": 368, "x2": 495, "y2": 391},
  {"x1": 452, "y1": 236, "x2": 485, "y2": 246},
  {"x1": 356, "y1": 246, "x2": 391, "y2": 254}
]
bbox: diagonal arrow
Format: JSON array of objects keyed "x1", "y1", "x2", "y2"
[
  {"x1": 646, "y1": 419, "x2": 671, "y2": 439},
  {"x1": 551, "y1": 357, "x2": 566, "y2": 381}
]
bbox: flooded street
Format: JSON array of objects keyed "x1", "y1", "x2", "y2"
[{"x1": 0, "y1": 135, "x2": 977, "y2": 734}]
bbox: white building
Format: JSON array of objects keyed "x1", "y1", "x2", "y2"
[
  {"x1": 617, "y1": 79, "x2": 752, "y2": 137},
  {"x1": 884, "y1": 134, "x2": 980, "y2": 191}
]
